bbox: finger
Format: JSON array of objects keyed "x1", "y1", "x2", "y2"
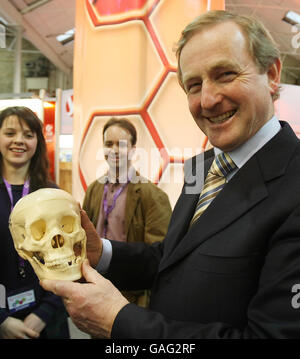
[
  {"x1": 24, "y1": 327, "x2": 40, "y2": 339},
  {"x1": 80, "y1": 208, "x2": 89, "y2": 225},
  {"x1": 40, "y1": 279, "x2": 78, "y2": 298},
  {"x1": 80, "y1": 209, "x2": 97, "y2": 232},
  {"x1": 17, "y1": 322, "x2": 40, "y2": 339},
  {"x1": 82, "y1": 259, "x2": 103, "y2": 284}
]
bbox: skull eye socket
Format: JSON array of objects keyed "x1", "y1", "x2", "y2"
[
  {"x1": 30, "y1": 219, "x2": 46, "y2": 241},
  {"x1": 61, "y1": 216, "x2": 75, "y2": 233}
]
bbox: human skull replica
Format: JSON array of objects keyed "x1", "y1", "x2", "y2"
[{"x1": 9, "y1": 188, "x2": 86, "y2": 281}]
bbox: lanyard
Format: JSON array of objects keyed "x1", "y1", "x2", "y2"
[
  {"x1": 102, "y1": 180, "x2": 128, "y2": 238},
  {"x1": 3, "y1": 178, "x2": 30, "y2": 278},
  {"x1": 3, "y1": 178, "x2": 30, "y2": 212}
]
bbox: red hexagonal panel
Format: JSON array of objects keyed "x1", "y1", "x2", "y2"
[
  {"x1": 76, "y1": 0, "x2": 223, "y2": 203},
  {"x1": 90, "y1": 0, "x2": 148, "y2": 15},
  {"x1": 86, "y1": 0, "x2": 159, "y2": 26}
]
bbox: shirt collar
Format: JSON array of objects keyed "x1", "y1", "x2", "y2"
[
  {"x1": 104, "y1": 166, "x2": 135, "y2": 184},
  {"x1": 214, "y1": 115, "x2": 281, "y2": 169}
]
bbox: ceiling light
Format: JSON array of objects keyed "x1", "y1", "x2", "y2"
[
  {"x1": 56, "y1": 29, "x2": 75, "y2": 45},
  {"x1": 283, "y1": 10, "x2": 300, "y2": 27}
]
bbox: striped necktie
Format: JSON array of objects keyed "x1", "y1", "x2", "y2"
[{"x1": 190, "y1": 152, "x2": 236, "y2": 226}]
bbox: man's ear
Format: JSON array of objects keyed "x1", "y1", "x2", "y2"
[{"x1": 267, "y1": 58, "x2": 282, "y2": 97}]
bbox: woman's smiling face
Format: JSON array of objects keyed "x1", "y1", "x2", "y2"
[{"x1": 0, "y1": 115, "x2": 37, "y2": 170}]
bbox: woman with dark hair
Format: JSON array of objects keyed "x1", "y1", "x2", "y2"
[{"x1": 0, "y1": 106, "x2": 69, "y2": 339}]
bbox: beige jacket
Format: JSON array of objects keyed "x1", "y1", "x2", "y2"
[{"x1": 82, "y1": 172, "x2": 172, "y2": 305}]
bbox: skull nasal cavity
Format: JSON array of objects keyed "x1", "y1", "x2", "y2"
[{"x1": 51, "y1": 234, "x2": 64, "y2": 248}]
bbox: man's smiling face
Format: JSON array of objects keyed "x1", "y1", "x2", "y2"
[{"x1": 180, "y1": 21, "x2": 278, "y2": 152}]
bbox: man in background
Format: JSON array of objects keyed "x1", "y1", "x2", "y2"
[{"x1": 82, "y1": 117, "x2": 172, "y2": 306}]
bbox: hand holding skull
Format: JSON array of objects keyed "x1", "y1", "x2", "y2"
[
  {"x1": 79, "y1": 208, "x2": 103, "y2": 268},
  {"x1": 40, "y1": 260, "x2": 129, "y2": 338}
]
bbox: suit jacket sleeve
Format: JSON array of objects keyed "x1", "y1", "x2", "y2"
[
  {"x1": 105, "y1": 240, "x2": 163, "y2": 291},
  {"x1": 110, "y1": 203, "x2": 300, "y2": 339}
]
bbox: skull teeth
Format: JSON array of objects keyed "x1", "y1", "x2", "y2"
[
  {"x1": 46, "y1": 256, "x2": 80, "y2": 269},
  {"x1": 30, "y1": 239, "x2": 85, "y2": 270},
  {"x1": 32, "y1": 254, "x2": 82, "y2": 269}
]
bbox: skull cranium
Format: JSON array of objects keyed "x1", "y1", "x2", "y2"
[{"x1": 9, "y1": 188, "x2": 87, "y2": 281}]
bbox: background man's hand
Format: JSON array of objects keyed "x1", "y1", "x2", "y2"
[
  {"x1": 80, "y1": 209, "x2": 103, "y2": 268},
  {"x1": 40, "y1": 260, "x2": 129, "y2": 338}
]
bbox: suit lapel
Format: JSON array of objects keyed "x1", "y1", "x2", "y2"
[
  {"x1": 159, "y1": 121, "x2": 299, "y2": 273},
  {"x1": 159, "y1": 156, "x2": 268, "y2": 272},
  {"x1": 160, "y1": 186, "x2": 199, "y2": 260},
  {"x1": 161, "y1": 150, "x2": 214, "y2": 259}
]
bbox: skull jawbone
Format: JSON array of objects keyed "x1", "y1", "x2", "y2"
[{"x1": 29, "y1": 257, "x2": 83, "y2": 281}]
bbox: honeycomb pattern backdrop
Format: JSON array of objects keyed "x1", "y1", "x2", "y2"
[{"x1": 73, "y1": 0, "x2": 225, "y2": 207}]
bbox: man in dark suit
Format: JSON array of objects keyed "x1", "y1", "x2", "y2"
[{"x1": 41, "y1": 10, "x2": 300, "y2": 338}]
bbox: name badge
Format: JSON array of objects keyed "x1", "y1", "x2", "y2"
[{"x1": 7, "y1": 289, "x2": 36, "y2": 313}]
